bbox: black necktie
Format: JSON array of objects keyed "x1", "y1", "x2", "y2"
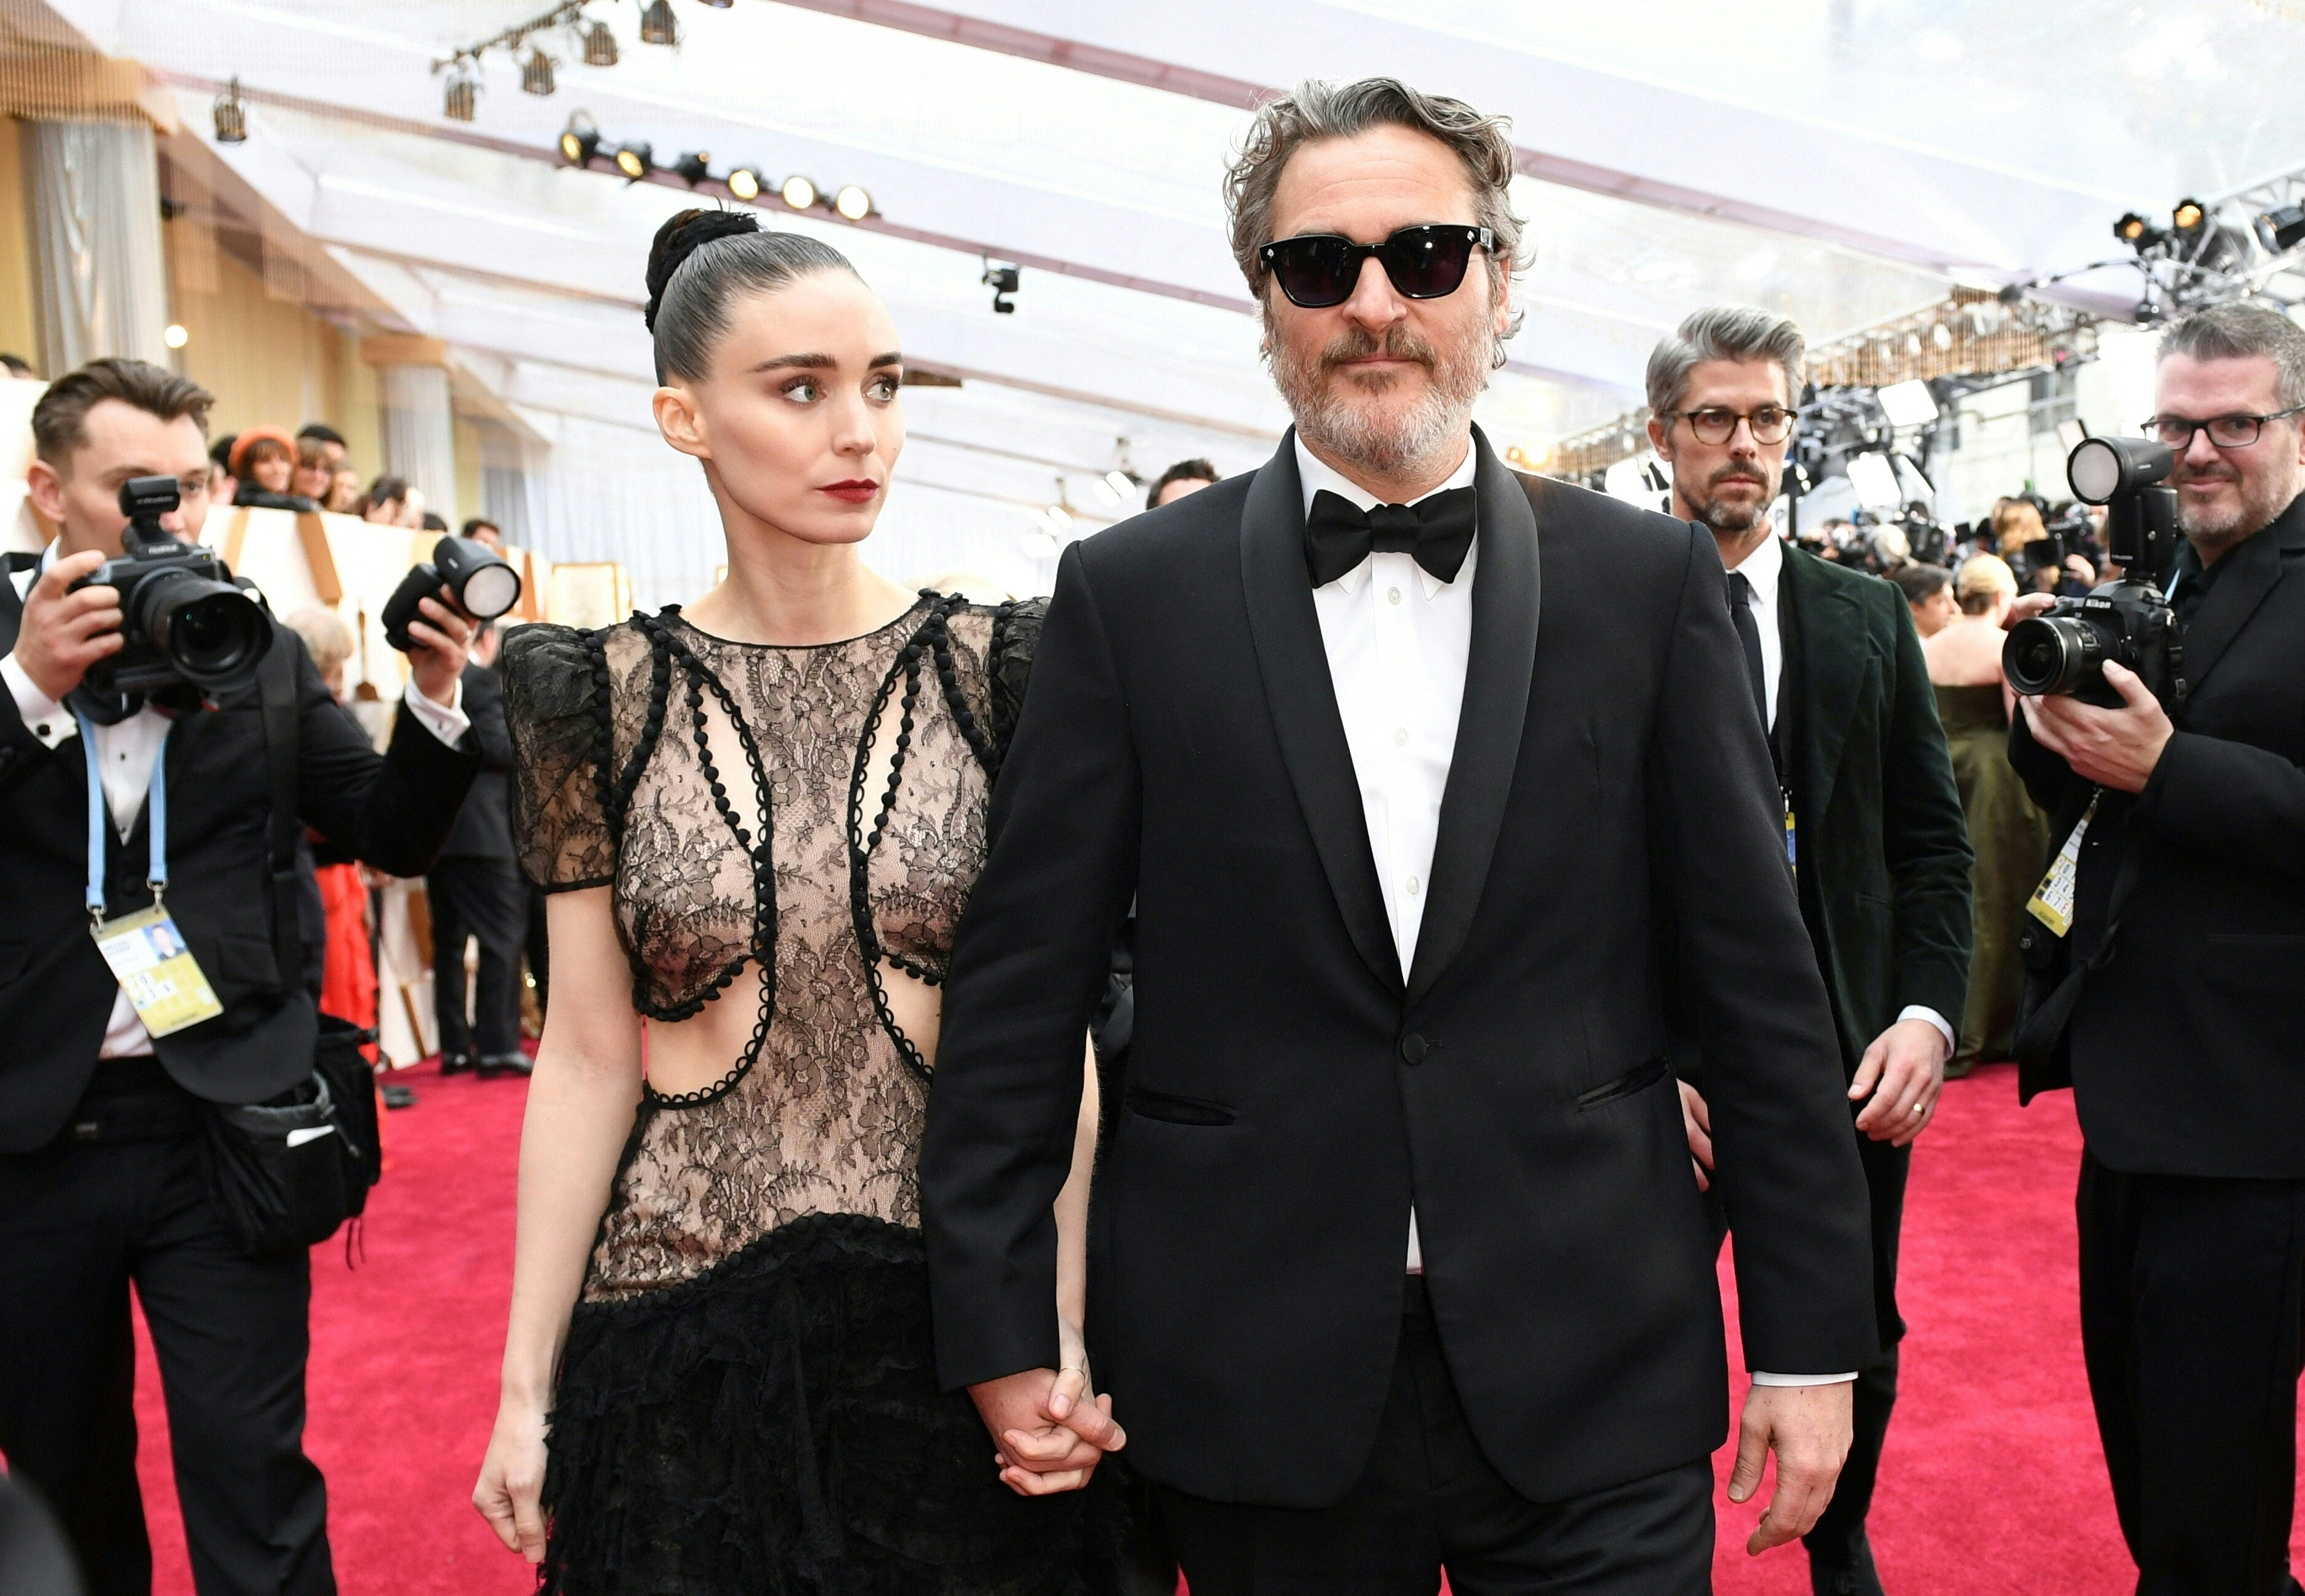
[
  {"x1": 1727, "y1": 571, "x2": 1769, "y2": 732},
  {"x1": 1304, "y1": 486, "x2": 1477, "y2": 588}
]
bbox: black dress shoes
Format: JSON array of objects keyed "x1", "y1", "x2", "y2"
[
  {"x1": 380, "y1": 1083, "x2": 419, "y2": 1110},
  {"x1": 1809, "y1": 1533, "x2": 1885, "y2": 1596},
  {"x1": 440, "y1": 1050, "x2": 477, "y2": 1076},
  {"x1": 477, "y1": 1052, "x2": 533, "y2": 1079}
]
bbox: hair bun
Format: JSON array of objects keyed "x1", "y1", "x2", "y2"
[{"x1": 645, "y1": 208, "x2": 761, "y2": 332}]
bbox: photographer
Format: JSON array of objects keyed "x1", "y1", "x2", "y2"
[
  {"x1": 0, "y1": 359, "x2": 480, "y2": 1596},
  {"x1": 2006, "y1": 302, "x2": 2305, "y2": 1595}
]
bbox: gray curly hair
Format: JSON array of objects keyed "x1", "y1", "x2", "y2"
[{"x1": 1224, "y1": 78, "x2": 1528, "y2": 340}]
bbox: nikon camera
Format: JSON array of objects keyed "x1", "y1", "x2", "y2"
[
  {"x1": 2002, "y1": 436, "x2": 2184, "y2": 710},
  {"x1": 69, "y1": 475, "x2": 271, "y2": 698}
]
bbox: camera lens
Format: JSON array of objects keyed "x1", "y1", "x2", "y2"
[
  {"x1": 458, "y1": 562, "x2": 521, "y2": 620},
  {"x1": 134, "y1": 570, "x2": 271, "y2": 692},
  {"x1": 2004, "y1": 614, "x2": 2103, "y2": 697}
]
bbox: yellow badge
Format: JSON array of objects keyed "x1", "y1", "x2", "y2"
[
  {"x1": 2026, "y1": 793, "x2": 2099, "y2": 939},
  {"x1": 90, "y1": 906, "x2": 224, "y2": 1038}
]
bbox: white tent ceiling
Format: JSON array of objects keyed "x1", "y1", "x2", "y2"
[{"x1": 30, "y1": 0, "x2": 2305, "y2": 595}]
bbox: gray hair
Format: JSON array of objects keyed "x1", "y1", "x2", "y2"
[
  {"x1": 1645, "y1": 306, "x2": 1808, "y2": 420},
  {"x1": 2157, "y1": 301, "x2": 2305, "y2": 409},
  {"x1": 1224, "y1": 78, "x2": 1528, "y2": 340}
]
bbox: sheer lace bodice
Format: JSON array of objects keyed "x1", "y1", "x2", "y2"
[{"x1": 501, "y1": 594, "x2": 1041, "y2": 1299}]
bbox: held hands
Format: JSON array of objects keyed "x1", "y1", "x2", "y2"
[
  {"x1": 2001, "y1": 592, "x2": 2172, "y2": 795},
  {"x1": 14, "y1": 549, "x2": 121, "y2": 703},
  {"x1": 1730, "y1": 1380, "x2": 1853, "y2": 1554},
  {"x1": 1849, "y1": 1018, "x2": 1947, "y2": 1146},
  {"x1": 968, "y1": 1323, "x2": 1126, "y2": 1497},
  {"x1": 404, "y1": 583, "x2": 475, "y2": 708},
  {"x1": 472, "y1": 1395, "x2": 551, "y2": 1563}
]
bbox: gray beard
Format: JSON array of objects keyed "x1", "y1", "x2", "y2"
[{"x1": 1268, "y1": 313, "x2": 1495, "y2": 484}]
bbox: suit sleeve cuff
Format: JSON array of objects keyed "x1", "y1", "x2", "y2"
[
  {"x1": 2, "y1": 653, "x2": 72, "y2": 748},
  {"x1": 1897, "y1": 1005, "x2": 1956, "y2": 1057},
  {"x1": 400, "y1": 675, "x2": 470, "y2": 747},
  {"x1": 1750, "y1": 1370, "x2": 1860, "y2": 1386}
]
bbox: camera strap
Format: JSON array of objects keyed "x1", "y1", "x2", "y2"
[{"x1": 255, "y1": 639, "x2": 305, "y2": 998}]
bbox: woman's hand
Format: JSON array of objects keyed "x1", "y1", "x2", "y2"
[{"x1": 473, "y1": 1396, "x2": 551, "y2": 1562}]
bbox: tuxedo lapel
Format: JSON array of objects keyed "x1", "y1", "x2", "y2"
[
  {"x1": 1784, "y1": 547, "x2": 1867, "y2": 825},
  {"x1": 2178, "y1": 504, "x2": 2303, "y2": 695},
  {"x1": 1404, "y1": 429, "x2": 1541, "y2": 1006},
  {"x1": 1238, "y1": 432, "x2": 1403, "y2": 995}
]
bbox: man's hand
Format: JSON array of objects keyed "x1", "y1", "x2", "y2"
[
  {"x1": 2001, "y1": 592, "x2": 2056, "y2": 629},
  {"x1": 404, "y1": 585, "x2": 474, "y2": 706},
  {"x1": 967, "y1": 1365, "x2": 1126, "y2": 1497},
  {"x1": 1677, "y1": 1079, "x2": 1714, "y2": 1192},
  {"x1": 1849, "y1": 1018, "x2": 1947, "y2": 1145},
  {"x1": 1729, "y1": 1380, "x2": 1852, "y2": 1554},
  {"x1": 13, "y1": 549, "x2": 120, "y2": 703},
  {"x1": 2018, "y1": 661, "x2": 2172, "y2": 794}
]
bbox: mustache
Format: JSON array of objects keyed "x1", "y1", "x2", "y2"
[
  {"x1": 1319, "y1": 326, "x2": 1437, "y2": 372},
  {"x1": 1708, "y1": 466, "x2": 1768, "y2": 488}
]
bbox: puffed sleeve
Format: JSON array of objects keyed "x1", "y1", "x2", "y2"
[
  {"x1": 986, "y1": 596, "x2": 1048, "y2": 767},
  {"x1": 499, "y1": 623, "x2": 615, "y2": 891}
]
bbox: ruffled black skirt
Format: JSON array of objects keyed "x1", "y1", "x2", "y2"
[{"x1": 541, "y1": 1212, "x2": 1120, "y2": 1596}]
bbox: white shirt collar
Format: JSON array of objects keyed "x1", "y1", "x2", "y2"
[
  {"x1": 1295, "y1": 433, "x2": 1478, "y2": 598},
  {"x1": 1724, "y1": 526, "x2": 1785, "y2": 607}
]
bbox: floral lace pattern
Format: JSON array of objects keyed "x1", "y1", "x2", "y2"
[{"x1": 500, "y1": 596, "x2": 1039, "y2": 1299}]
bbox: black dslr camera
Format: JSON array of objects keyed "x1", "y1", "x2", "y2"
[
  {"x1": 380, "y1": 535, "x2": 522, "y2": 652},
  {"x1": 2002, "y1": 436, "x2": 2183, "y2": 710},
  {"x1": 70, "y1": 475, "x2": 271, "y2": 698}
]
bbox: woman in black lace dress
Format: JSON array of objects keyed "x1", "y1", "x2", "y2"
[{"x1": 471, "y1": 209, "x2": 1119, "y2": 1594}]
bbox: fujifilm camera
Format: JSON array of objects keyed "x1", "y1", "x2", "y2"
[
  {"x1": 70, "y1": 475, "x2": 271, "y2": 699},
  {"x1": 2002, "y1": 436, "x2": 2184, "y2": 710}
]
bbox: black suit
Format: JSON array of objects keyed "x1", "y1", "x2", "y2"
[
  {"x1": 426, "y1": 660, "x2": 524, "y2": 1063},
  {"x1": 2012, "y1": 493, "x2": 2305, "y2": 1594},
  {"x1": 0, "y1": 602, "x2": 476, "y2": 1596},
  {"x1": 923, "y1": 431, "x2": 1874, "y2": 1589}
]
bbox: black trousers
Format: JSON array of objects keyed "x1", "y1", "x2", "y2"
[
  {"x1": 426, "y1": 855, "x2": 526, "y2": 1059},
  {"x1": 1157, "y1": 1277, "x2": 1713, "y2": 1595},
  {"x1": 0, "y1": 1060, "x2": 333, "y2": 1596},
  {"x1": 2078, "y1": 1149, "x2": 2305, "y2": 1596}
]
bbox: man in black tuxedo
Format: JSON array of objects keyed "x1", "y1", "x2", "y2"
[
  {"x1": 427, "y1": 627, "x2": 529, "y2": 1078},
  {"x1": 922, "y1": 79, "x2": 1876, "y2": 1594},
  {"x1": 0, "y1": 359, "x2": 478, "y2": 1595},
  {"x1": 1646, "y1": 308, "x2": 1972, "y2": 1596},
  {"x1": 2006, "y1": 301, "x2": 2305, "y2": 1596}
]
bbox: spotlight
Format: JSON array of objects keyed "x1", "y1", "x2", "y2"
[
  {"x1": 522, "y1": 47, "x2": 555, "y2": 96},
  {"x1": 1046, "y1": 504, "x2": 1073, "y2": 531},
  {"x1": 1092, "y1": 476, "x2": 1123, "y2": 508},
  {"x1": 1103, "y1": 469, "x2": 1136, "y2": 497},
  {"x1": 727, "y1": 166, "x2": 763, "y2": 202},
  {"x1": 2172, "y1": 198, "x2": 2206, "y2": 235},
  {"x1": 983, "y1": 261, "x2": 1020, "y2": 314},
  {"x1": 163, "y1": 323, "x2": 189, "y2": 350},
  {"x1": 2114, "y1": 211, "x2": 2159, "y2": 248},
  {"x1": 212, "y1": 77, "x2": 248, "y2": 144},
  {"x1": 833, "y1": 184, "x2": 873, "y2": 221},
  {"x1": 698, "y1": 0, "x2": 732, "y2": 7},
  {"x1": 2256, "y1": 203, "x2": 2305, "y2": 255},
  {"x1": 615, "y1": 142, "x2": 653, "y2": 181},
  {"x1": 559, "y1": 114, "x2": 600, "y2": 167},
  {"x1": 443, "y1": 67, "x2": 478, "y2": 123},
  {"x1": 779, "y1": 174, "x2": 818, "y2": 210},
  {"x1": 583, "y1": 19, "x2": 618, "y2": 66},
  {"x1": 638, "y1": 0, "x2": 678, "y2": 46},
  {"x1": 674, "y1": 151, "x2": 711, "y2": 187}
]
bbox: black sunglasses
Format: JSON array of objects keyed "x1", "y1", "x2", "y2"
[{"x1": 1258, "y1": 224, "x2": 1494, "y2": 309}]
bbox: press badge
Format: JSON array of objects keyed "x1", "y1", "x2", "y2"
[
  {"x1": 91, "y1": 906, "x2": 224, "y2": 1037},
  {"x1": 2026, "y1": 792, "x2": 2100, "y2": 939}
]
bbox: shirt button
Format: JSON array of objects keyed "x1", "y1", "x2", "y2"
[
  {"x1": 1394, "y1": 727, "x2": 1409, "y2": 747},
  {"x1": 1387, "y1": 586, "x2": 1402, "y2": 605},
  {"x1": 33, "y1": 724, "x2": 47, "y2": 737},
  {"x1": 1404, "y1": 874, "x2": 1421, "y2": 897}
]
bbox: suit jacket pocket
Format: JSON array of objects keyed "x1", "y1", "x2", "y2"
[
  {"x1": 1126, "y1": 1086, "x2": 1237, "y2": 1126},
  {"x1": 1577, "y1": 1055, "x2": 1669, "y2": 1111}
]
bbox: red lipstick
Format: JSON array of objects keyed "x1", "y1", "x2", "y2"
[{"x1": 819, "y1": 479, "x2": 878, "y2": 504}]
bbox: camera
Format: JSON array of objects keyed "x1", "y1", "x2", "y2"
[
  {"x1": 70, "y1": 476, "x2": 272, "y2": 698},
  {"x1": 2002, "y1": 436, "x2": 2184, "y2": 709},
  {"x1": 380, "y1": 535, "x2": 522, "y2": 651}
]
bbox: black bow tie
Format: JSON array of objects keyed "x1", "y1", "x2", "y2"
[{"x1": 1303, "y1": 486, "x2": 1477, "y2": 588}]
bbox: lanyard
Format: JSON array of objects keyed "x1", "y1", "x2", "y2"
[{"x1": 75, "y1": 708, "x2": 168, "y2": 921}]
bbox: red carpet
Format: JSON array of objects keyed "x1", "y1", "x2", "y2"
[{"x1": 120, "y1": 1061, "x2": 2303, "y2": 1592}]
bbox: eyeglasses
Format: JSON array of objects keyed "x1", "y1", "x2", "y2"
[
  {"x1": 1667, "y1": 406, "x2": 1796, "y2": 447},
  {"x1": 2142, "y1": 404, "x2": 2305, "y2": 449},
  {"x1": 1258, "y1": 224, "x2": 1494, "y2": 309}
]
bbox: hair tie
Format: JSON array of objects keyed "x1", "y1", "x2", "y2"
[{"x1": 645, "y1": 208, "x2": 761, "y2": 332}]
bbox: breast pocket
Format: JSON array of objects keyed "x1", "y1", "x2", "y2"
[{"x1": 1576, "y1": 1056, "x2": 1670, "y2": 1111}]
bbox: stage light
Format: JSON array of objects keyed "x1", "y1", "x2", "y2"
[
  {"x1": 2172, "y1": 198, "x2": 2206, "y2": 235},
  {"x1": 163, "y1": 324, "x2": 189, "y2": 350},
  {"x1": 698, "y1": 0, "x2": 732, "y2": 7},
  {"x1": 983, "y1": 261, "x2": 1020, "y2": 314},
  {"x1": 443, "y1": 67, "x2": 478, "y2": 123},
  {"x1": 2256, "y1": 204, "x2": 2305, "y2": 255},
  {"x1": 560, "y1": 114, "x2": 600, "y2": 166},
  {"x1": 583, "y1": 20, "x2": 618, "y2": 67},
  {"x1": 1046, "y1": 504, "x2": 1073, "y2": 531},
  {"x1": 674, "y1": 150, "x2": 711, "y2": 187},
  {"x1": 522, "y1": 48, "x2": 555, "y2": 96},
  {"x1": 833, "y1": 184, "x2": 873, "y2": 221},
  {"x1": 1092, "y1": 476, "x2": 1123, "y2": 507},
  {"x1": 212, "y1": 78, "x2": 248, "y2": 144},
  {"x1": 615, "y1": 142, "x2": 653, "y2": 181},
  {"x1": 1877, "y1": 379, "x2": 1940, "y2": 428},
  {"x1": 779, "y1": 174, "x2": 818, "y2": 210},
  {"x1": 638, "y1": 0, "x2": 678, "y2": 46},
  {"x1": 727, "y1": 166, "x2": 763, "y2": 201},
  {"x1": 1103, "y1": 470, "x2": 1136, "y2": 497}
]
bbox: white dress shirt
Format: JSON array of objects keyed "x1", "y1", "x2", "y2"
[
  {"x1": 3, "y1": 552, "x2": 470, "y2": 1057},
  {"x1": 1723, "y1": 533, "x2": 1956, "y2": 1059}
]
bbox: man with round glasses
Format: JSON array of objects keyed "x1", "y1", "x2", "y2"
[
  {"x1": 1647, "y1": 308, "x2": 1973, "y2": 1596},
  {"x1": 925, "y1": 78, "x2": 1875, "y2": 1594},
  {"x1": 2004, "y1": 300, "x2": 2305, "y2": 1595}
]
